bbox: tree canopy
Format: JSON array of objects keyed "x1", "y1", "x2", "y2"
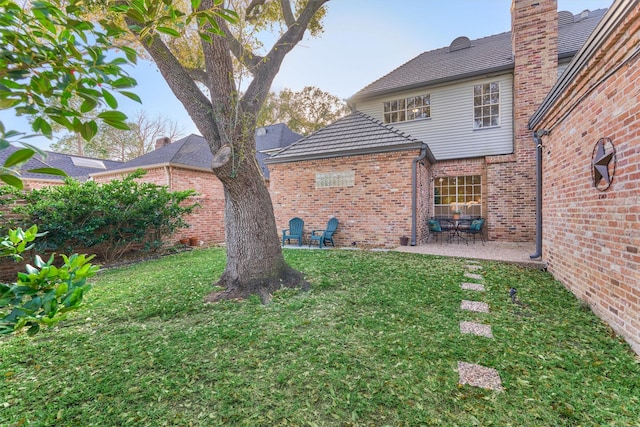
[
  {"x1": 0, "y1": 0, "x2": 139, "y2": 188},
  {"x1": 258, "y1": 86, "x2": 350, "y2": 135}
]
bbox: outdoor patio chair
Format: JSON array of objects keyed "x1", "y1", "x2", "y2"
[
  {"x1": 309, "y1": 217, "x2": 338, "y2": 248},
  {"x1": 460, "y1": 218, "x2": 486, "y2": 245},
  {"x1": 282, "y1": 217, "x2": 304, "y2": 246},
  {"x1": 428, "y1": 218, "x2": 455, "y2": 243}
]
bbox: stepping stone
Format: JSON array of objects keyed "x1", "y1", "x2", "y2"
[
  {"x1": 464, "y1": 272, "x2": 483, "y2": 281},
  {"x1": 461, "y1": 282, "x2": 485, "y2": 292},
  {"x1": 465, "y1": 260, "x2": 480, "y2": 264},
  {"x1": 460, "y1": 321, "x2": 493, "y2": 338},
  {"x1": 458, "y1": 362, "x2": 503, "y2": 391},
  {"x1": 461, "y1": 300, "x2": 489, "y2": 313},
  {"x1": 466, "y1": 265, "x2": 483, "y2": 270}
]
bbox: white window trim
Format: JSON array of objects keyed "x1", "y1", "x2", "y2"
[
  {"x1": 383, "y1": 94, "x2": 431, "y2": 124},
  {"x1": 473, "y1": 81, "x2": 500, "y2": 130}
]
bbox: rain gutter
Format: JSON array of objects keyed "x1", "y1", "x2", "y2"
[{"x1": 411, "y1": 145, "x2": 436, "y2": 246}]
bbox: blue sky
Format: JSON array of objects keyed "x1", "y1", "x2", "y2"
[{"x1": 2, "y1": 0, "x2": 613, "y2": 149}]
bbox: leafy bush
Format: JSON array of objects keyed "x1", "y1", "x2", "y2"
[
  {"x1": 0, "y1": 225, "x2": 97, "y2": 335},
  {"x1": 16, "y1": 170, "x2": 198, "y2": 263}
]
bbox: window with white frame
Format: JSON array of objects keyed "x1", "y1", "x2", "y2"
[
  {"x1": 383, "y1": 94, "x2": 430, "y2": 124},
  {"x1": 473, "y1": 82, "x2": 500, "y2": 129},
  {"x1": 433, "y1": 175, "x2": 482, "y2": 217}
]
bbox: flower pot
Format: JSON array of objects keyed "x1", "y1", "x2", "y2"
[
  {"x1": 399, "y1": 236, "x2": 409, "y2": 246},
  {"x1": 189, "y1": 237, "x2": 199, "y2": 246},
  {"x1": 179, "y1": 238, "x2": 189, "y2": 245}
]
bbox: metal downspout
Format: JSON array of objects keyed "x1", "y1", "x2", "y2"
[
  {"x1": 530, "y1": 130, "x2": 546, "y2": 259},
  {"x1": 411, "y1": 147, "x2": 428, "y2": 246}
]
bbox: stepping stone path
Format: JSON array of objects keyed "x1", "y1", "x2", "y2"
[
  {"x1": 461, "y1": 300, "x2": 489, "y2": 313},
  {"x1": 461, "y1": 282, "x2": 485, "y2": 292},
  {"x1": 457, "y1": 261, "x2": 504, "y2": 392},
  {"x1": 460, "y1": 321, "x2": 493, "y2": 338}
]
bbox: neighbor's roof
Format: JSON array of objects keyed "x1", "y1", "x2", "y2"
[
  {"x1": 104, "y1": 134, "x2": 212, "y2": 172},
  {"x1": 0, "y1": 145, "x2": 123, "y2": 182},
  {"x1": 97, "y1": 124, "x2": 302, "y2": 178},
  {"x1": 265, "y1": 111, "x2": 433, "y2": 164},
  {"x1": 256, "y1": 123, "x2": 303, "y2": 178},
  {"x1": 350, "y1": 8, "x2": 607, "y2": 102}
]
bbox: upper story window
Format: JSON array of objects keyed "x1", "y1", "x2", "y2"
[
  {"x1": 383, "y1": 94, "x2": 430, "y2": 124},
  {"x1": 473, "y1": 82, "x2": 500, "y2": 129}
]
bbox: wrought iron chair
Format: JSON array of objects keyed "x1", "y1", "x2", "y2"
[
  {"x1": 460, "y1": 218, "x2": 486, "y2": 245},
  {"x1": 282, "y1": 217, "x2": 304, "y2": 246},
  {"x1": 428, "y1": 218, "x2": 455, "y2": 243},
  {"x1": 309, "y1": 218, "x2": 338, "y2": 248}
]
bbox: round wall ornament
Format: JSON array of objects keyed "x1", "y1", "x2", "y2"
[{"x1": 591, "y1": 137, "x2": 616, "y2": 191}]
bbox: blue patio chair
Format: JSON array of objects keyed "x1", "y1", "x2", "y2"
[
  {"x1": 428, "y1": 218, "x2": 454, "y2": 243},
  {"x1": 282, "y1": 217, "x2": 304, "y2": 246},
  {"x1": 460, "y1": 218, "x2": 486, "y2": 245},
  {"x1": 309, "y1": 218, "x2": 338, "y2": 248}
]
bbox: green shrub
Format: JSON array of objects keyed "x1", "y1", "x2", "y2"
[
  {"x1": 0, "y1": 225, "x2": 97, "y2": 336},
  {"x1": 17, "y1": 170, "x2": 198, "y2": 263}
]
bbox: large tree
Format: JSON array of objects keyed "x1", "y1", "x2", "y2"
[{"x1": 116, "y1": 0, "x2": 329, "y2": 302}]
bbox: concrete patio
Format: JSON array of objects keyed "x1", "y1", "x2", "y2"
[{"x1": 394, "y1": 240, "x2": 545, "y2": 269}]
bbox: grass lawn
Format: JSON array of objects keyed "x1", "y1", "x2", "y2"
[{"x1": 1, "y1": 248, "x2": 639, "y2": 426}]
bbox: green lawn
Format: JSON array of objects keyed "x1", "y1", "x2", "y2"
[{"x1": 1, "y1": 248, "x2": 639, "y2": 426}]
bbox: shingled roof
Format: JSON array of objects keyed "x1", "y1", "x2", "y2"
[
  {"x1": 99, "y1": 124, "x2": 302, "y2": 179},
  {"x1": 266, "y1": 111, "x2": 431, "y2": 164},
  {"x1": 0, "y1": 145, "x2": 123, "y2": 182},
  {"x1": 350, "y1": 8, "x2": 607, "y2": 102}
]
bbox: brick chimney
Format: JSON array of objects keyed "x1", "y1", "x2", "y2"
[
  {"x1": 155, "y1": 137, "x2": 171, "y2": 150},
  {"x1": 486, "y1": 0, "x2": 558, "y2": 242},
  {"x1": 511, "y1": 0, "x2": 558, "y2": 154}
]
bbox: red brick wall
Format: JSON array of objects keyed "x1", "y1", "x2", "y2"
[
  {"x1": 534, "y1": 4, "x2": 640, "y2": 353},
  {"x1": 269, "y1": 150, "x2": 421, "y2": 248},
  {"x1": 94, "y1": 166, "x2": 226, "y2": 245}
]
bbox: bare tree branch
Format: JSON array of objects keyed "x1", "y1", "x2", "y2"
[
  {"x1": 246, "y1": 0, "x2": 267, "y2": 17},
  {"x1": 241, "y1": 0, "x2": 329, "y2": 115},
  {"x1": 218, "y1": 18, "x2": 263, "y2": 70},
  {"x1": 121, "y1": 1, "x2": 222, "y2": 146},
  {"x1": 185, "y1": 67, "x2": 210, "y2": 85},
  {"x1": 139, "y1": 31, "x2": 221, "y2": 145},
  {"x1": 280, "y1": 0, "x2": 295, "y2": 27}
]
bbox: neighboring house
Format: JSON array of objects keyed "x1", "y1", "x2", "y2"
[
  {"x1": 267, "y1": 0, "x2": 606, "y2": 248},
  {"x1": 91, "y1": 124, "x2": 302, "y2": 245},
  {"x1": 529, "y1": 0, "x2": 640, "y2": 353},
  {"x1": 0, "y1": 145, "x2": 123, "y2": 190},
  {"x1": 256, "y1": 123, "x2": 304, "y2": 181}
]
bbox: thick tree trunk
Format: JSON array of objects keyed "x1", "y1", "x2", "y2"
[{"x1": 205, "y1": 157, "x2": 309, "y2": 303}]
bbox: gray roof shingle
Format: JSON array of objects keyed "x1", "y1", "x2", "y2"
[
  {"x1": 266, "y1": 111, "x2": 425, "y2": 164},
  {"x1": 350, "y1": 9, "x2": 607, "y2": 101},
  {"x1": 0, "y1": 145, "x2": 123, "y2": 182},
  {"x1": 105, "y1": 124, "x2": 302, "y2": 178}
]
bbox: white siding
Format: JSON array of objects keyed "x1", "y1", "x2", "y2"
[{"x1": 356, "y1": 74, "x2": 514, "y2": 160}]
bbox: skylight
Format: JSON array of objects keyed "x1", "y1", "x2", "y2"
[{"x1": 71, "y1": 157, "x2": 106, "y2": 169}]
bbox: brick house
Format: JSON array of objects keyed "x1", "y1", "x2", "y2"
[
  {"x1": 529, "y1": 0, "x2": 640, "y2": 353},
  {"x1": 267, "y1": 0, "x2": 606, "y2": 248},
  {"x1": 91, "y1": 124, "x2": 302, "y2": 245}
]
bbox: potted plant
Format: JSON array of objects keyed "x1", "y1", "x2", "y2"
[{"x1": 452, "y1": 211, "x2": 461, "y2": 221}]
